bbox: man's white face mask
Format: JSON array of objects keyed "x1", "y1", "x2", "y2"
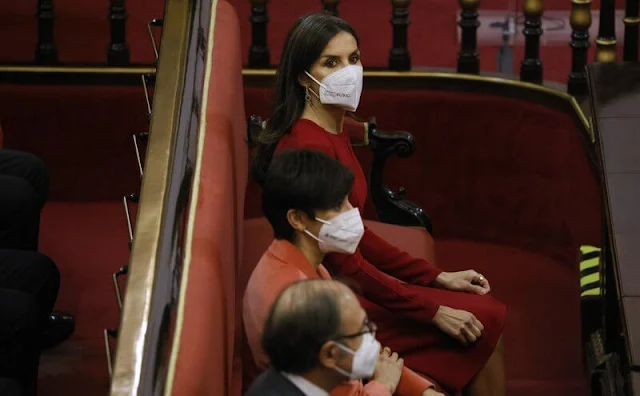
[
  {"x1": 305, "y1": 65, "x2": 364, "y2": 112},
  {"x1": 333, "y1": 332, "x2": 381, "y2": 380},
  {"x1": 304, "y1": 208, "x2": 365, "y2": 254}
]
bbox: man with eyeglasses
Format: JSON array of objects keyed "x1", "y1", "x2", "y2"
[
  {"x1": 246, "y1": 279, "x2": 442, "y2": 396},
  {"x1": 243, "y1": 150, "x2": 442, "y2": 395}
]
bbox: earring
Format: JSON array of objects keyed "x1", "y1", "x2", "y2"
[{"x1": 305, "y1": 87, "x2": 311, "y2": 103}]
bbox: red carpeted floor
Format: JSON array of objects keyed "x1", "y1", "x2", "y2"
[{"x1": 38, "y1": 202, "x2": 128, "y2": 396}]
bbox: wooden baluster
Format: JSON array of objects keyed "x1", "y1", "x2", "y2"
[
  {"x1": 595, "y1": 0, "x2": 617, "y2": 62},
  {"x1": 322, "y1": 0, "x2": 340, "y2": 17},
  {"x1": 623, "y1": 0, "x2": 639, "y2": 61},
  {"x1": 108, "y1": 0, "x2": 130, "y2": 65},
  {"x1": 457, "y1": 0, "x2": 480, "y2": 74},
  {"x1": 389, "y1": 0, "x2": 412, "y2": 71},
  {"x1": 520, "y1": 0, "x2": 544, "y2": 84},
  {"x1": 248, "y1": 0, "x2": 270, "y2": 68},
  {"x1": 36, "y1": 0, "x2": 57, "y2": 64},
  {"x1": 568, "y1": 0, "x2": 592, "y2": 96}
]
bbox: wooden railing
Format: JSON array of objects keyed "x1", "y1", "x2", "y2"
[
  {"x1": 7, "y1": 0, "x2": 639, "y2": 94},
  {"x1": 246, "y1": 0, "x2": 640, "y2": 97},
  {"x1": 32, "y1": 0, "x2": 132, "y2": 65},
  {"x1": 108, "y1": 0, "x2": 204, "y2": 393}
]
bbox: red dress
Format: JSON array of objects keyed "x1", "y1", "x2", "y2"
[{"x1": 275, "y1": 118, "x2": 506, "y2": 394}]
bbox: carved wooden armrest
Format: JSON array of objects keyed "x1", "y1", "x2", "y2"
[{"x1": 365, "y1": 117, "x2": 433, "y2": 233}]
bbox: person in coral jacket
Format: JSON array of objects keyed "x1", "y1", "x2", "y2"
[
  {"x1": 244, "y1": 150, "x2": 441, "y2": 396},
  {"x1": 250, "y1": 13, "x2": 507, "y2": 396}
]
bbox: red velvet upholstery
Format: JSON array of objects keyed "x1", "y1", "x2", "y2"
[
  {"x1": 435, "y1": 240, "x2": 585, "y2": 396},
  {"x1": 169, "y1": 1, "x2": 246, "y2": 395},
  {"x1": 243, "y1": 88, "x2": 601, "y2": 268}
]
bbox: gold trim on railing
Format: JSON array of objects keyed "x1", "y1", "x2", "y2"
[
  {"x1": 0, "y1": 65, "x2": 156, "y2": 74},
  {"x1": 109, "y1": 0, "x2": 191, "y2": 394},
  {"x1": 163, "y1": 1, "x2": 220, "y2": 392},
  {"x1": 623, "y1": 17, "x2": 640, "y2": 25},
  {"x1": 595, "y1": 38, "x2": 618, "y2": 62}
]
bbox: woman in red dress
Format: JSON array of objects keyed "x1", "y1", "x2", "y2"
[{"x1": 251, "y1": 13, "x2": 506, "y2": 396}]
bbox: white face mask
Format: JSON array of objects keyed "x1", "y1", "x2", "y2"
[
  {"x1": 304, "y1": 208, "x2": 364, "y2": 254},
  {"x1": 333, "y1": 333, "x2": 381, "y2": 380},
  {"x1": 305, "y1": 65, "x2": 364, "y2": 112}
]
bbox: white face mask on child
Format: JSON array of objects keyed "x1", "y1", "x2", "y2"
[
  {"x1": 304, "y1": 208, "x2": 364, "y2": 254},
  {"x1": 305, "y1": 65, "x2": 364, "y2": 112}
]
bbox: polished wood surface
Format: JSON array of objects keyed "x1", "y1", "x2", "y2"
[{"x1": 587, "y1": 62, "x2": 640, "y2": 395}]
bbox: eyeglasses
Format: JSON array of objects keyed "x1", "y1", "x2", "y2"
[{"x1": 334, "y1": 319, "x2": 377, "y2": 340}]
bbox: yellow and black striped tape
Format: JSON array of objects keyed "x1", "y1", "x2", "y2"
[{"x1": 579, "y1": 245, "x2": 602, "y2": 298}]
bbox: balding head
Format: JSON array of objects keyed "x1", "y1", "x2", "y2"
[{"x1": 261, "y1": 279, "x2": 358, "y2": 375}]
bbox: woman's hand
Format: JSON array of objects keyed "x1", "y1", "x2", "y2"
[
  {"x1": 432, "y1": 305, "x2": 484, "y2": 346},
  {"x1": 372, "y1": 347, "x2": 404, "y2": 394},
  {"x1": 435, "y1": 270, "x2": 490, "y2": 295}
]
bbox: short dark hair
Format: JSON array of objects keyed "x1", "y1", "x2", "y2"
[
  {"x1": 251, "y1": 13, "x2": 359, "y2": 185},
  {"x1": 261, "y1": 279, "x2": 344, "y2": 374},
  {"x1": 262, "y1": 149, "x2": 354, "y2": 241}
]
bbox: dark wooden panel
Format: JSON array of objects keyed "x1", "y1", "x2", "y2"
[
  {"x1": 600, "y1": 118, "x2": 640, "y2": 173},
  {"x1": 606, "y1": 174, "x2": 640, "y2": 234}
]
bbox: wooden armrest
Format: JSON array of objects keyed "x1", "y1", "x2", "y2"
[{"x1": 366, "y1": 118, "x2": 433, "y2": 233}]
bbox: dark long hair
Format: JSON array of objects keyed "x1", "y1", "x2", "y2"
[{"x1": 251, "y1": 13, "x2": 359, "y2": 186}]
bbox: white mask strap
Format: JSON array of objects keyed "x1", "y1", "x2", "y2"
[
  {"x1": 305, "y1": 70, "x2": 323, "y2": 87},
  {"x1": 304, "y1": 71, "x2": 324, "y2": 100},
  {"x1": 333, "y1": 365, "x2": 352, "y2": 378},
  {"x1": 333, "y1": 343, "x2": 356, "y2": 378},
  {"x1": 336, "y1": 342, "x2": 356, "y2": 355},
  {"x1": 306, "y1": 86, "x2": 320, "y2": 100},
  {"x1": 303, "y1": 229, "x2": 321, "y2": 242}
]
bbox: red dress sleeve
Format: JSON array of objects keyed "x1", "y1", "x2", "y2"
[
  {"x1": 327, "y1": 250, "x2": 441, "y2": 322},
  {"x1": 359, "y1": 226, "x2": 442, "y2": 286}
]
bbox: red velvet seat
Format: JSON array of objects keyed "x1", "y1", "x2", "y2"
[{"x1": 435, "y1": 240, "x2": 584, "y2": 396}]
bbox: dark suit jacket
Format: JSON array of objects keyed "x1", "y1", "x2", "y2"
[{"x1": 245, "y1": 369, "x2": 306, "y2": 396}]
